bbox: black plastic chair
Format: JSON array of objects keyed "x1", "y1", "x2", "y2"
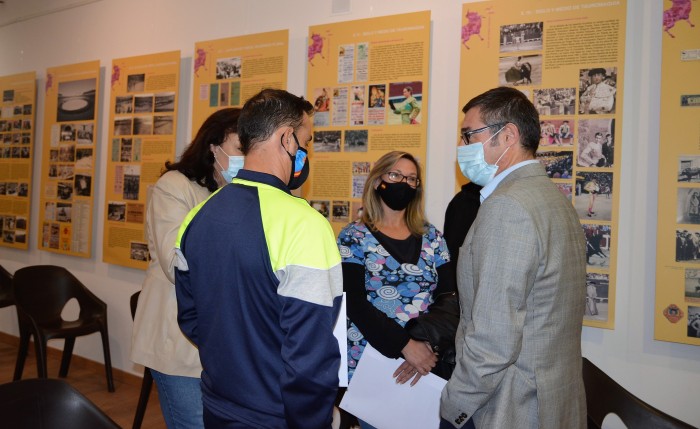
[
  {"x1": 0, "y1": 264, "x2": 14, "y2": 309},
  {"x1": 582, "y1": 357, "x2": 694, "y2": 429},
  {"x1": 0, "y1": 378, "x2": 119, "y2": 428},
  {"x1": 130, "y1": 290, "x2": 154, "y2": 429},
  {"x1": 12, "y1": 265, "x2": 115, "y2": 392}
]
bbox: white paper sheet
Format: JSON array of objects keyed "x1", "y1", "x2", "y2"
[
  {"x1": 339, "y1": 344, "x2": 446, "y2": 428},
  {"x1": 333, "y1": 292, "x2": 348, "y2": 387}
]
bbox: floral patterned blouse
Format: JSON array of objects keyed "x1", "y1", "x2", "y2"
[{"x1": 337, "y1": 221, "x2": 450, "y2": 381}]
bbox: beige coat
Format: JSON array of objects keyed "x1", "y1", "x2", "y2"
[{"x1": 131, "y1": 170, "x2": 211, "y2": 377}]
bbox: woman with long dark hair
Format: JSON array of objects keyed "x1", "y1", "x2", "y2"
[{"x1": 131, "y1": 108, "x2": 242, "y2": 428}]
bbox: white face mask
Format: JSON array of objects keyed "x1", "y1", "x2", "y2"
[
  {"x1": 216, "y1": 146, "x2": 244, "y2": 184},
  {"x1": 456, "y1": 125, "x2": 507, "y2": 186}
]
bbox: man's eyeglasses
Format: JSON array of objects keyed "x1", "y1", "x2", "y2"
[
  {"x1": 461, "y1": 122, "x2": 507, "y2": 145},
  {"x1": 385, "y1": 171, "x2": 420, "y2": 188}
]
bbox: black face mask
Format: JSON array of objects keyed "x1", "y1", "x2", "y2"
[{"x1": 375, "y1": 180, "x2": 416, "y2": 211}]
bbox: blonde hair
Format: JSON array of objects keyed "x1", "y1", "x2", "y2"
[{"x1": 361, "y1": 151, "x2": 426, "y2": 235}]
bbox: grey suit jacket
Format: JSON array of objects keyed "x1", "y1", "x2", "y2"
[{"x1": 441, "y1": 163, "x2": 587, "y2": 429}]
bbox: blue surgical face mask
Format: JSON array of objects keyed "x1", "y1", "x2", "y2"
[
  {"x1": 456, "y1": 126, "x2": 507, "y2": 186},
  {"x1": 216, "y1": 146, "x2": 244, "y2": 183}
]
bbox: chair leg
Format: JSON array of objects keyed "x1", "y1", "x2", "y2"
[
  {"x1": 99, "y1": 325, "x2": 115, "y2": 392},
  {"x1": 34, "y1": 335, "x2": 48, "y2": 378},
  {"x1": 132, "y1": 368, "x2": 154, "y2": 429},
  {"x1": 59, "y1": 337, "x2": 76, "y2": 378},
  {"x1": 13, "y1": 329, "x2": 30, "y2": 381}
]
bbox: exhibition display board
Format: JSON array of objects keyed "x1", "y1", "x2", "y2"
[
  {"x1": 457, "y1": 0, "x2": 627, "y2": 329},
  {"x1": 654, "y1": 0, "x2": 700, "y2": 346},
  {"x1": 38, "y1": 62, "x2": 99, "y2": 256},
  {"x1": 192, "y1": 30, "x2": 288, "y2": 138},
  {"x1": 103, "y1": 51, "x2": 180, "y2": 269},
  {"x1": 304, "y1": 11, "x2": 431, "y2": 234},
  {"x1": 0, "y1": 72, "x2": 36, "y2": 249}
]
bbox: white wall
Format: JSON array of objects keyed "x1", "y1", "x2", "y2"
[{"x1": 0, "y1": 0, "x2": 697, "y2": 426}]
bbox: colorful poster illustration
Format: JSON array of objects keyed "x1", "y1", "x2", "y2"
[
  {"x1": 103, "y1": 51, "x2": 180, "y2": 269},
  {"x1": 655, "y1": 0, "x2": 700, "y2": 346},
  {"x1": 305, "y1": 11, "x2": 431, "y2": 234},
  {"x1": 38, "y1": 62, "x2": 99, "y2": 256},
  {"x1": 0, "y1": 72, "x2": 36, "y2": 250},
  {"x1": 458, "y1": 1, "x2": 627, "y2": 329},
  {"x1": 192, "y1": 30, "x2": 288, "y2": 138}
]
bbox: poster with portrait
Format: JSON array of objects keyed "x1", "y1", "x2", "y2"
[
  {"x1": 305, "y1": 11, "x2": 430, "y2": 234},
  {"x1": 457, "y1": 1, "x2": 627, "y2": 329},
  {"x1": 0, "y1": 72, "x2": 35, "y2": 250},
  {"x1": 103, "y1": 51, "x2": 180, "y2": 269},
  {"x1": 654, "y1": 0, "x2": 700, "y2": 346},
  {"x1": 192, "y1": 30, "x2": 288, "y2": 139},
  {"x1": 38, "y1": 62, "x2": 99, "y2": 256}
]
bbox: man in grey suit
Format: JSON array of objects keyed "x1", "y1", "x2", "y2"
[{"x1": 441, "y1": 87, "x2": 587, "y2": 429}]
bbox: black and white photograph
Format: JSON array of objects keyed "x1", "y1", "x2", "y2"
[
  {"x1": 56, "y1": 202, "x2": 71, "y2": 222},
  {"x1": 15, "y1": 216, "x2": 27, "y2": 230},
  {"x1": 3, "y1": 90, "x2": 14, "y2": 103},
  {"x1": 575, "y1": 172, "x2": 612, "y2": 220},
  {"x1": 678, "y1": 155, "x2": 700, "y2": 183},
  {"x1": 216, "y1": 57, "x2": 242, "y2": 79},
  {"x1": 58, "y1": 143, "x2": 75, "y2": 162},
  {"x1": 21, "y1": 133, "x2": 31, "y2": 145},
  {"x1": 537, "y1": 151, "x2": 572, "y2": 179},
  {"x1": 60, "y1": 124, "x2": 75, "y2": 141},
  {"x1": 22, "y1": 119, "x2": 31, "y2": 130},
  {"x1": 57, "y1": 78, "x2": 97, "y2": 122},
  {"x1": 684, "y1": 269, "x2": 700, "y2": 303},
  {"x1": 344, "y1": 130, "x2": 368, "y2": 152},
  {"x1": 155, "y1": 92, "x2": 175, "y2": 112},
  {"x1": 107, "y1": 201, "x2": 126, "y2": 221},
  {"x1": 120, "y1": 138, "x2": 133, "y2": 162},
  {"x1": 677, "y1": 188, "x2": 700, "y2": 224},
  {"x1": 130, "y1": 241, "x2": 150, "y2": 262},
  {"x1": 14, "y1": 230, "x2": 26, "y2": 244},
  {"x1": 17, "y1": 183, "x2": 28, "y2": 197},
  {"x1": 133, "y1": 116, "x2": 153, "y2": 135},
  {"x1": 124, "y1": 173, "x2": 140, "y2": 200},
  {"x1": 74, "y1": 174, "x2": 91, "y2": 197},
  {"x1": 539, "y1": 119, "x2": 574, "y2": 147},
  {"x1": 584, "y1": 273, "x2": 609, "y2": 322},
  {"x1": 57, "y1": 181, "x2": 73, "y2": 200},
  {"x1": 313, "y1": 130, "x2": 341, "y2": 152},
  {"x1": 577, "y1": 118, "x2": 614, "y2": 168},
  {"x1": 579, "y1": 67, "x2": 617, "y2": 115},
  {"x1": 153, "y1": 115, "x2": 174, "y2": 135},
  {"x1": 114, "y1": 117, "x2": 133, "y2": 136},
  {"x1": 0, "y1": 183, "x2": 5, "y2": 195},
  {"x1": 676, "y1": 229, "x2": 700, "y2": 263},
  {"x1": 115, "y1": 95, "x2": 133, "y2": 114},
  {"x1": 332, "y1": 201, "x2": 350, "y2": 223},
  {"x1": 583, "y1": 224, "x2": 611, "y2": 269},
  {"x1": 310, "y1": 200, "x2": 330, "y2": 219},
  {"x1": 3, "y1": 216, "x2": 15, "y2": 231},
  {"x1": 499, "y1": 22, "x2": 543, "y2": 52},
  {"x1": 134, "y1": 94, "x2": 154, "y2": 113},
  {"x1": 58, "y1": 165, "x2": 74, "y2": 180},
  {"x1": 127, "y1": 73, "x2": 146, "y2": 92},
  {"x1": 76, "y1": 124, "x2": 94, "y2": 145},
  {"x1": 23, "y1": 104, "x2": 32, "y2": 115},
  {"x1": 533, "y1": 88, "x2": 575, "y2": 116},
  {"x1": 688, "y1": 306, "x2": 700, "y2": 338},
  {"x1": 499, "y1": 54, "x2": 541, "y2": 87},
  {"x1": 5, "y1": 183, "x2": 17, "y2": 197}
]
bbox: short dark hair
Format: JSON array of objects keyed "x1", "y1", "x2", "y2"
[
  {"x1": 462, "y1": 87, "x2": 540, "y2": 154},
  {"x1": 238, "y1": 89, "x2": 314, "y2": 154},
  {"x1": 164, "y1": 107, "x2": 241, "y2": 192},
  {"x1": 588, "y1": 68, "x2": 606, "y2": 77}
]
